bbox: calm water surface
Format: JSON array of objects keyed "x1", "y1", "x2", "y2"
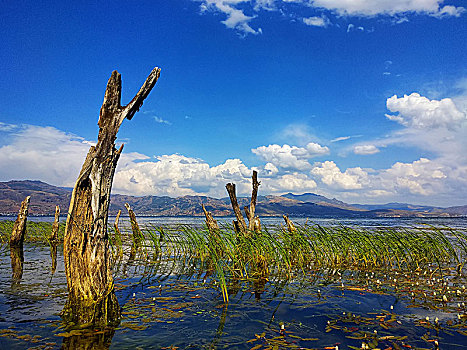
[{"x1": 0, "y1": 217, "x2": 466, "y2": 349}]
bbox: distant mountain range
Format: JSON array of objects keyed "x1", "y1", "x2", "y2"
[{"x1": 1, "y1": 180, "x2": 467, "y2": 217}]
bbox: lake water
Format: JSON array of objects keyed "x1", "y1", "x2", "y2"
[
  {"x1": 0, "y1": 217, "x2": 466, "y2": 349},
  {"x1": 2, "y1": 215, "x2": 467, "y2": 228}
]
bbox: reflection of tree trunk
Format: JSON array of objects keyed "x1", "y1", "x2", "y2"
[
  {"x1": 62, "y1": 67, "x2": 161, "y2": 327},
  {"x1": 10, "y1": 196, "x2": 30, "y2": 246},
  {"x1": 10, "y1": 245, "x2": 24, "y2": 284},
  {"x1": 50, "y1": 205, "x2": 60, "y2": 243},
  {"x1": 254, "y1": 277, "x2": 267, "y2": 300},
  {"x1": 50, "y1": 243, "x2": 58, "y2": 275},
  {"x1": 61, "y1": 327, "x2": 115, "y2": 350}
]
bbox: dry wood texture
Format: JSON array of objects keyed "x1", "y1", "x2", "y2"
[
  {"x1": 226, "y1": 171, "x2": 261, "y2": 235},
  {"x1": 247, "y1": 171, "x2": 260, "y2": 231},
  {"x1": 10, "y1": 196, "x2": 30, "y2": 246},
  {"x1": 125, "y1": 203, "x2": 143, "y2": 245},
  {"x1": 50, "y1": 205, "x2": 60, "y2": 242},
  {"x1": 202, "y1": 204, "x2": 219, "y2": 232},
  {"x1": 225, "y1": 183, "x2": 247, "y2": 234},
  {"x1": 114, "y1": 209, "x2": 122, "y2": 237},
  {"x1": 283, "y1": 214, "x2": 296, "y2": 233},
  {"x1": 63, "y1": 67, "x2": 160, "y2": 326}
]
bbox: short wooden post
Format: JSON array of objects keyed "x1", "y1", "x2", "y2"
[
  {"x1": 283, "y1": 214, "x2": 296, "y2": 233},
  {"x1": 202, "y1": 204, "x2": 219, "y2": 232},
  {"x1": 50, "y1": 205, "x2": 60, "y2": 243},
  {"x1": 114, "y1": 209, "x2": 122, "y2": 236},
  {"x1": 125, "y1": 203, "x2": 143, "y2": 245},
  {"x1": 225, "y1": 183, "x2": 247, "y2": 234},
  {"x1": 10, "y1": 196, "x2": 30, "y2": 247}
]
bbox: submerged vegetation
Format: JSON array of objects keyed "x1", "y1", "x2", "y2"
[{"x1": 1, "y1": 218, "x2": 466, "y2": 349}]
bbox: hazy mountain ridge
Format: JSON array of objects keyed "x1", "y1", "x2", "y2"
[{"x1": 0, "y1": 180, "x2": 465, "y2": 217}]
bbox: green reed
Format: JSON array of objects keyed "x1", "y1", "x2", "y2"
[
  {"x1": 0, "y1": 220, "x2": 66, "y2": 245},
  {"x1": 114, "y1": 222, "x2": 466, "y2": 302}
]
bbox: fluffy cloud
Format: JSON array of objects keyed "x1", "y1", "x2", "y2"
[
  {"x1": 252, "y1": 142, "x2": 329, "y2": 170},
  {"x1": 378, "y1": 158, "x2": 447, "y2": 196},
  {"x1": 3, "y1": 119, "x2": 467, "y2": 206},
  {"x1": 200, "y1": 0, "x2": 261, "y2": 35},
  {"x1": 311, "y1": 0, "x2": 464, "y2": 17},
  {"x1": 0, "y1": 124, "x2": 89, "y2": 187},
  {"x1": 386, "y1": 93, "x2": 466, "y2": 129},
  {"x1": 311, "y1": 161, "x2": 368, "y2": 190},
  {"x1": 303, "y1": 15, "x2": 330, "y2": 27},
  {"x1": 353, "y1": 144, "x2": 380, "y2": 155},
  {"x1": 197, "y1": 0, "x2": 464, "y2": 35},
  {"x1": 0, "y1": 124, "x2": 319, "y2": 198}
]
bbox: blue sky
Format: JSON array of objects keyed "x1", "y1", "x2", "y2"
[{"x1": 1, "y1": 0, "x2": 466, "y2": 206}]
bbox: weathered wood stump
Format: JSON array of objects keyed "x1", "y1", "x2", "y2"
[
  {"x1": 114, "y1": 209, "x2": 122, "y2": 237},
  {"x1": 10, "y1": 196, "x2": 30, "y2": 247},
  {"x1": 50, "y1": 205, "x2": 60, "y2": 243},
  {"x1": 62, "y1": 67, "x2": 161, "y2": 326},
  {"x1": 202, "y1": 204, "x2": 219, "y2": 233},
  {"x1": 226, "y1": 171, "x2": 261, "y2": 235},
  {"x1": 283, "y1": 214, "x2": 296, "y2": 233},
  {"x1": 225, "y1": 183, "x2": 247, "y2": 234},
  {"x1": 125, "y1": 203, "x2": 143, "y2": 246}
]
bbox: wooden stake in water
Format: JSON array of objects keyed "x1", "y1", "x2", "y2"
[
  {"x1": 10, "y1": 196, "x2": 30, "y2": 247},
  {"x1": 50, "y1": 205, "x2": 60, "y2": 243}
]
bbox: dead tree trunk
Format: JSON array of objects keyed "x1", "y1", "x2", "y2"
[
  {"x1": 10, "y1": 196, "x2": 30, "y2": 247},
  {"x1": 226, "y1": 183, "x2": 247, "y2": 234},
  {"x1": 50, "y1": 205, "x2": 60, "y2": 243},
  {"x1": 202, "y1": 204, "x2": 219, "y2": 232},
  {"x1": 63, "y1": 67, "x2": 161, "y2": 326},
  {"x1": 247, "y1": 171, "x2": 260, "y2": 231},
  {"x1": 226, "y1": 171, "x2": 261, "y2": 235},
  {"x1": 114, "y1": 209, "x2": 122, "y2": 236},
  {"x1": 125, "y1": 203, "x2": 143, "y2": 245},
  {"x1": 283, "y1": 214, "x2": 296, "y2": 233}
]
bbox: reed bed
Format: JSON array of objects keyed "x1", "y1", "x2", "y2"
[
  {"x1": 109, "y1": 221, "x2": 467, "y2": 302},
  {"x1": 0, "y1": 220, "x2": 65, "y2": 245}
]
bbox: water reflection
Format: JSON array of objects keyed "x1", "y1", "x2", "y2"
[
  {"x1": 10, "y1": 244, "x2": 24, "y2": 284},
  {"x1": 61, "y1": 327, "x2": 116, "y2": 350},
  {"x1": 50, "y1": 243, "x2": 58, "y2": 275}
]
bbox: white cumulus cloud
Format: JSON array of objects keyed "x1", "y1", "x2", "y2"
[
  {"x1": 303, "y1": 15, "x2": 330, "y2": 27},
  {"x1": 353, "y1": 144, "x2": 380, "y2": 155},
  {"x1": 386, "y1": 93, "x2": 466, "y2": 129},
  {"x1": 311, "y1": 161, "x2": 368, "y2": 190},
  {"x1": 252, "y1": 142, "x2": 329, "y2": 170},
  {"x1": 310, "y1": 0, "x2": 464, "y2": 17}
]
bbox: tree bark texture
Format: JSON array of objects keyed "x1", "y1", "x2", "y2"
[
  {"x1": 247, "y1": 171, "x2": 260, "y2": 231},
  {"x1": 50, "y1": 205, "x2": 60, "y2": 243},
  {"x1": 225, "y1": 183, "x2": 247, "y2": 234},
  {"x1": 10, "y1": 196, "x2": 30, "y2": 247},
  {"x1": 63, "y1": 67, "x2": 161, "y2": 326},
  {"x1": 202, "y1": 204, "x2": 219, "y2": 232},
  {"x1": 114, "y1": 209, "x2": 122, "y2": 237},
  {"x1": 226, "y1": 171, "x2": 261, "y2": 235},
  {"x1": 125, "y1": 203, "x2": 143, "y2": 245},
  {"x1": 283, "y1": 214, "x2": 296, "y2": 233}
]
